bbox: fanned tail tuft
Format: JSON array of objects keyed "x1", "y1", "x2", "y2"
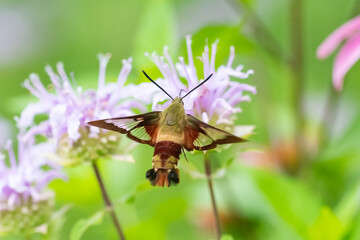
[{"x1": 145, "y1": 168, "x2": 180, "y2": 187}]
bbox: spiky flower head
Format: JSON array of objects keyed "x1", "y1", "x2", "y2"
[
  {"x1": 0, "y1": 139, "x2": 64, "y2": 235},
  {"x1": 17, "y1": 54, "x2": 145, "y2": 165},
  {"x1": 146, "y1": 35, "x2": 256, "y2": 134}
]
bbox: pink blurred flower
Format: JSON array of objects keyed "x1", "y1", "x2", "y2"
[{"x1": 317, "y1": 16, "x2": 360, "y2": 91}]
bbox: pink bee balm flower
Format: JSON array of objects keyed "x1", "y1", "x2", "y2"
[
  {"x1": 146, "y1": 35, "x2": 256, "y2": 135},
  {"x1": 18, "y1": 54, "x2": 142, "y2": 140},
  {"x1": 0, "y1": 139, "x2": 65, "y2": 234},
  {"x1": 17, "y1": 54, "x2": 146, "y2": 165},
  {"x1": 317, "y1": 16, "x2": 360, "y2": 91}
]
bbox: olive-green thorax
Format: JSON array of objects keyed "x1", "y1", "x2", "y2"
[{"x1": 156, "y1": 97, "x2": 187, "y2": 144}]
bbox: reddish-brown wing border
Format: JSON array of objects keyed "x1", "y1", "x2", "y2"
[
  {"x1": 184, "y1": 114, "x2": 245, "y2": 151},
  {"x1": 87, "y1": 111, "x2": 161, "y2": 146}
]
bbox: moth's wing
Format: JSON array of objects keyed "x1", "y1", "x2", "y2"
[
  {"x1": 184, "y1": 114, "x2": 245, "y2": 151},
  {"x1": 87, "y1": 111, "x2": 161, "y2": 146}
]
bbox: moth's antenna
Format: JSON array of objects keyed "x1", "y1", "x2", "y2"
[
  {"x1": 178, "y1": 89, "x2": 186, "y2": 98},
  {"x1": 142, "y1": 70, "x2": 174, "y2": 100},
  {"x1": 181, "y1": 73, "x2": 213, "y2": 100}
]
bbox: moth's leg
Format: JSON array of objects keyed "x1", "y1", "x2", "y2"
[{"x1": 181, "y1": 148, "x2": 189, "y2": 162}]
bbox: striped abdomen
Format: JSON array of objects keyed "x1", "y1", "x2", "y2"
[{"x1": 146, "y1": 141, "x2": 182, "y2": 187}]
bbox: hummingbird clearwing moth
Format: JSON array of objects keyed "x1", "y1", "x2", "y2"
[{"x1": 88, "y1": 71, "x2": 245, "y2": 187}]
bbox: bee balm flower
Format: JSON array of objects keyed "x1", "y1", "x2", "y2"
[
  {"x1": 17, "y1": 54, "x2": 146, "y2": 165},
  {"x1": 0, "y1": 139, "x2": 64, "y2": 235},
  {"x1": 147, "y1": 35, "x2": 256, "y2": 134},
  {"x1": 317, "y1": 16, "x2": 360, "y2": 91}
]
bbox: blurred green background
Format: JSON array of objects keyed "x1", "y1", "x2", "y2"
[{"x1": 2, "y1": 0, "x2": 360, "y2": 239}]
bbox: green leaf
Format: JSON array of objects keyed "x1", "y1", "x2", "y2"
[
  {"x1": 178, "y1": 160, "x2": 206, "y2": 179},
  {"x1": 320, "y1": 111, "x2": 360, "y2": 162},
  {"x1": 237, "y1": 0, "x2": 254, "y2": 7},
  {"x1": 310, "y1": 153, "x2": 358, "y2": 205},
  {"x1": 179, "y1": 152, "x2": 235, "y2": 180},
  {"x1": 249, "y1": 167, "x2": 322, "y2": 238},
  {"x1": 335, "y1": 181, "x2": 360, "y2": 228},
  {"x1": 45, "y1": 205, "x2": 71, "y2": 240},
  {"x1": 221, "y1": 234, "x2": 234, "y2": 240},
  {"x1": 211, "y1": 157, "x2": 235, "y2": 179},
  {"x1": 133, "y1": 0, "x2": 175, "y2": 70},
  {"x1": 347, "y1": 215, "x2": 360, "y2": 240},
  {"x1": 181, "y1": 24, "x2": 254, "y2": 77},
  {"x1": 308, "y1": 207, "x2": 345, "y2": 240},
  {"x1": 117, "y1": 181, "x2": 152, "y2": 205},
  {"x1": 334, "y1": 183, "x2": 360, "y2": 237},
  {"x1": 0, "y1": 226, "x2": 13, "y2": 236},
  {"x1": 70, "y1": 210, "x2": 105, "y2": 240}
]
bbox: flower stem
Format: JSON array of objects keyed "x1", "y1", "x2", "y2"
[
  {"x1": 318, "y1": 2, "x2": 356, "y2": 149},
  {"x1": 226, "y1": 0, "x2": 288, "y2": 61},
  {"x1": 319, "y1": 82, "x2": 341, "y2": 149},
  {"x1": 92, "y1": 161, "x2": 126, "y2": 240},
  {"x1": 204, "y1": 154, "x2": 222, "y2": 240},
  {"x1": 351, "y1": 0, "x2": 360, "y2": 17},
  {"x1": 290, "y1": 0, "x2": 305, "y2": 160}
]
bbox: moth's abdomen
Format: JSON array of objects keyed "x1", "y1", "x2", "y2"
[
  {"x1": 153, "y1": 141, "x2": 181, "y2": 168},
  {"x1": 146, "y1": 141, "x2": 181, "y2": 187}
]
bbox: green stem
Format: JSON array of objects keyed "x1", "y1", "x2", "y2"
[
  {"x1": 318, "y1": 2, "x2": 358, "y2": 149},
  {"x1": 92, "y1": 161, "x2": 126, "y2": 240},
  {"x1": 351, "y1": 0, "x2": 360, "y2": 17},
  {"x1": 319, "y1": 84, "x2": 340, "y2": 149},
  {"x1": 290, "y1": 0, "x2": 305, "y2": 160},
  {"x1": 318, "y1": 2, "x2": 357, "y2": 150},
  {"x1": 204, "y1": 153, "x2": 222, "y2": 240},
  {"x1": 226, "y1": 0, "x2": 288, "y2": 61},
  {"x1": 245, "y1": 5, "x2": 288, "y2": 61}
]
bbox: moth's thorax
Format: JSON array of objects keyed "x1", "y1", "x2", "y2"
[
  {"x1": 156, "y1": 97, "x2": 186, "y2": 144},
  {"x1": 162, "y1": 97, "x2": 185, "y2": 122}
]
